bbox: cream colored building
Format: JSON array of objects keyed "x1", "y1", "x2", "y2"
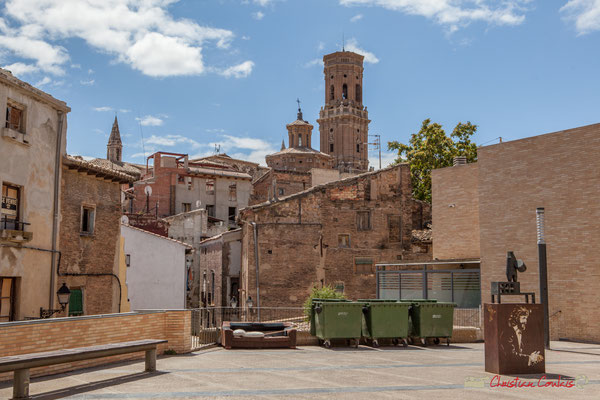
[{"x1": 0, "y1": 69, "x2": 70, "y2": 320}]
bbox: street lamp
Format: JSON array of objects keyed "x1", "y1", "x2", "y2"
[
  {"x1": 230, "y1": 297, "x2": 238, "y2": 308},
  {"x1": 40, "y1": 283, "x2": 71, "y2": 318},
  {"x1": 246, "y1": 296, "x2": 253, "y2": 308}
]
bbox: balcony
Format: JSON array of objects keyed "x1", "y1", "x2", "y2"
[{"x1": 0, "y1": 218, "x2": 33, "y2": 243}]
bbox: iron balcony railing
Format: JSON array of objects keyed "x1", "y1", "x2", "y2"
[{"x1": 1, "y1": 217, "x2": 30, "y2": 231}]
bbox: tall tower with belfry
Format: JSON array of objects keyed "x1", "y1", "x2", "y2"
[
  {"x1": 317, "y1": 50, "x2": 370, "y2": 172},
  {"x1": 107, "y1": 116, "x2": 123, "y2": 163}
]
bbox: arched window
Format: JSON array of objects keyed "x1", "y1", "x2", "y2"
[
  {"x1": 298, "y1": 135, "x2": 302, "y2": 146},
  {"x1": 355, "y1": 84, "x2": 362, "y2": 103},
  {"x1": 342, "y1": 84, "x2": 348, "y2": 99},
  {"x1": 330, "y1": 85, "x2": 334, "y2": 100}
]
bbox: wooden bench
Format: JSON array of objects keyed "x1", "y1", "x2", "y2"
[{"x1": 0, "y1": 339, "x2": 167, "y2": 399}]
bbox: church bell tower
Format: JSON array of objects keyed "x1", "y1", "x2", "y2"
[{"x1": 317, "y1": 50, "x2": 370, "y2": 172}]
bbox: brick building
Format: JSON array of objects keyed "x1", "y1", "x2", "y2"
[
  {"x1": 131, "y1": 152, "x2": 252, "y2": 224},
  {"x1": 191, "y1": 154, "x2": 268, "y2": 181},
  {"x1": 239, "y1": 164, "x2": 431, "y2": 308},
  {"x1": 317, "y1": 51, "x2": 370, "y2": 172},
  {"x1": 164, "y1": 208, "x2": 229, "y2": 307},
  {"x1": 59, "y1": 155, "x2": 134, "y2": 316},
  {"x1": 431, "y1": 123, "x2": 600, "y2": 342},
  {"x1": 198, "y1": 229, "x2": 242, "y2": 308}
]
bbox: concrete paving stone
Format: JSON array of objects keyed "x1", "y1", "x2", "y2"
[{"x1": 0, "y1": 342, "x2": 598, "y2": 399}]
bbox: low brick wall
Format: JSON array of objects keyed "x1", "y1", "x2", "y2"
[{"x1": 0, "y1": 310, "x2": 191, "y2": 381}]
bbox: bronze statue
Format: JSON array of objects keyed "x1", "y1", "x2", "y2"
[{"x1": 506, "y1": 251, "x2": 526, "y2": 283}]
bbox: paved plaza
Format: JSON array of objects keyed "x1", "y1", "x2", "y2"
[{"x1": 1, "y1": 341, "x2": 599, "y2": 399}]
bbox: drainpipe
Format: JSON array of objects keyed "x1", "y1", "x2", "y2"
[
  {"x1": 49, "y1": 111, "x2": 64, "y2": 310},
  {"x1": 251, "y1": 222, "x2": 260, "y2": 319}
]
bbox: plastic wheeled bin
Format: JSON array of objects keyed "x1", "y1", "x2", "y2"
[
  {"x1": 312, "y1": 300, "x2": 363, "y2": 348},
  {"x1": 408, "y1": 301, "x2": 456, "y2": 346},
  {"x1": 309, "y1": 298, "x2": 350, "y2": 336},
  {"x1": 359, "y1": 299, "x2": 411, "y2": 348}
]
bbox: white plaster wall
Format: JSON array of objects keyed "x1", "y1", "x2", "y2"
[{"x1": 122, "y1": 225, "x2": 187, "y2": 310}]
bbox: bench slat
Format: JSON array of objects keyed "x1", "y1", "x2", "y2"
[{"x1": 0, "y1": 339, "x2": 167, "y2": 373}]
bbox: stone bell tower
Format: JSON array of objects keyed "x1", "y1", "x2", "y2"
[
  {"x1": 317, "y1": 50, "x2": 370, "y2": 172},
  {"x1": 107, "y1": 116, "x2": 123, "y2": 162}
]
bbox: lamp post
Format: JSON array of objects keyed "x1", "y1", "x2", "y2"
[
  {"x1": 246, "y1": 296, "x2": 253, "y2": 322},
  {"x1": 40, "y1": 283, "x2": 71, "y2": 318},
  {"x1": 536, "y1": 207, "x2": 550, "y2": 349}
]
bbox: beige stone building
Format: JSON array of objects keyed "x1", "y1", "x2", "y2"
[
  {"x1": 0, "y1": 68, "x2": 70, "y2": 320},
  {"x1": 239, "y1": 165, "x2": 431, "y2": 308},
  {"x1": 317, "y1": 51, "x2": 370, "y2": 173},
  {"x1": 432, "y1": 123, "x2": 600, "y2": 342}
]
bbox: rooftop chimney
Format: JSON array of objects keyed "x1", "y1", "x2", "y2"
[{"x1": 453, "y1": 156, "x2": 467, "y2": 166}]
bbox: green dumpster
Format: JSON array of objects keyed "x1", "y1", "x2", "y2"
[
  {"x1": 312, "y1": 300, "x2": 363, "y2": 348},
  {"x1": 359, "y1": 299, "x2": 411, "y2": 347},
  {"x1": 409, "y1": 301, "x2": 456, "y2": 346},
  {"x1": 309, "y1": 298, "x2": 350, "y2": 336}
]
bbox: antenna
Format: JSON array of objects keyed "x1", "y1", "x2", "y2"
[
  {"x1": 342, "y1": 32, "x2": 345, "y2": 52},
  {"x1": 214, "y1": 144, "x2": 221, "y2": 154}
]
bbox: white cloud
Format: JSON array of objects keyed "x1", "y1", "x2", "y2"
[
  {"x1": 252, "y1": 11, "x2": 265, "y2": 20},
  {"x1": 93, "y1": 106, "x2": 112, "y2": 112},
  {"x1": 119, "y1": 109, "x2": 131, "y2": 113},
  {"x1": 0, "y1": 0, "x2": 253, "y2": 77},
  {"x1": 345, "y1": 38, "x2": 379, "y2": 63},
  {"x1": 241, "y1": 35, "x2": 251, "y2": 40},
  {"x1": 2, "y1": 61, "x2": 39, "y2": 75},
  {"x1": 303, "y1": 58, "x2": 323, "y2": 68},
  {"x1": 146, "y1": 134, "x2": 200, "y2": 148},
  {"x1": 253, "y1": 0, "x2": 276, "y2": 5},
  {"x1": 219, "y1": 60, "x2": 255, "y2": 78},
  {"x1": 70, "y1": 63, "x2": 81, "y2": 69},
  {"x1": 35, "y1": 76, "x2": 50, "y2": 86},
  {"x1": 339, "y1": 0, "x2": 532, "y2": 31},
  {"x1": 136, "y1": 115, "x2": 164, "y2": 127},
  {"x1": 369, "y1": 151, "x2": 398, "y2": 169},
  {"x1": 350, "y1": 13, "x2": 364, "y2": 22},
  {"x1": 561, "y1": 0, "x2": 600, "y2": 35},
  {"x1": 80, "y1": 78, "x2": 94, "y2": 85}
]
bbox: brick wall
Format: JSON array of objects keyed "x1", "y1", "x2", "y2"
[
  {"x1": 240, "y1": 165, "x2": 432, "y2": 307},
  {"x1": 250, "y1": 170, "x2": 311, "y2": 205},
  {"x1": 432, "y1": 162, "x2": 480, "y2": 260},
  {"x1": 477, "y1": 124, "x2": 600, "y2": 342},
  {"x1": 0, "y1": 310, "x2": 191, "y2": 381},
  {"x1": 59, "y1": 167, "x2": 122, "y2": 316}
]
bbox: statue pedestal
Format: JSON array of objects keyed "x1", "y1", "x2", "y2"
[{"x1": 484, "y1": 303, "x2": 545, "y2": 374}]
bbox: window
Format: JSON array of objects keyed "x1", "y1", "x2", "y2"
[
  {"x1": 68, "y1": 288, "x2": 83, "y2": 316},
  {"x1": 334, "y1": 282, "x2": 344, "y2": 294},
  {"x1": 338, "y1": 234, "x2": 350, "y2": 248},
  {"x1": 330, "y1": 85, "x2": 334, "y2": 100},
  {"x1": 182, "y1": 203, "x2": 191, "y2": 212},
  {"x1": 211, "y1": 271, "x2": 215, "y2": 306},
  {"x1": 356, "y1": 84, "x2": 362, "y2": 102},
  {"x1": 278, "y1": 188, "x2": 285, "y2": 196},
  {"x1": 228, "y1": 207, "x2": 236, "y2": 223},
  {"x1": 5, "y1": 102, "x2": 24, "y2": 133},
  {"x1": 1, "y1": 184, "x2": 20, "y2": 230},
  {"x1": 298, "y1": 135, "x2": 302, "y2": 146},
  {"x1": 0, "y1": 277, "x2": 15, "y2": 322},
  {"x1": 356, "y1": 211, "x2": 371, "y2": 231},
  {"x1": 206, "y1": 205, "x2": 215, "y2": 217},
  {"x1": 229, "y1": 184, "x2": 237, "y2": 201},
  {"x1": 355, "y1": 257, "x2": 374, "y2": 274},
  {"x1": 388, "y1": 215, "x2": 402, "y2": 243},
  {"x1": 125, "y1": 254, "x2": 131, "y2": 267},
  {"x1": 342, "y1": 84, "x2": 348, "y2": 99},
  {"x1": 178, "y1": 175, "x2": 185, "y2": 184},
  {"x1": 81, "y1": 205, "x2": 95, "y2": 235},
  {"x1": 330, "y1": 143, "x2": 334, "y2": 153},
  {"x1": 356, "y1": 143, "x2": 360, "y2": 153},
  {"x1": 206, "y1": 179, "x2": 215, "y2": 194}
]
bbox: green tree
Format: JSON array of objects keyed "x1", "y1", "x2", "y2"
[
  {"x1": 388, "y1": 119, "x2": 477, "y2": 202},
  {"x1": 303, "y1": 285, "x2": 346, "y2": 321}
]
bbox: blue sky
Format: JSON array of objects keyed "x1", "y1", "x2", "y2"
[{"x1": 1, "y1": 0, "x2": 599, "y2": 167}]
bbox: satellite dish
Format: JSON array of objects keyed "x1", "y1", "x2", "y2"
[
  {"x1": 121, "y1": 215, "x2": 129, "y2": 225},
  {"x1": 144, "y1": 185, "x2": 152, "y2": 196},
  {"x1": 196, "y1": 200, "x2": 201, "y2": 208}
]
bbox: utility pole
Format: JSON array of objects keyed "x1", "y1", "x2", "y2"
[{"x1": 366, "y1": 134, "x2": 381, "y2": 169}]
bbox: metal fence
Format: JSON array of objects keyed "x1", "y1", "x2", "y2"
[
  {"x1": 190, "y1": 307, "x2": 306, "y2": 350},
  {"x1": 453, "y1": 306, "x2": 481, "y2": 328}
]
